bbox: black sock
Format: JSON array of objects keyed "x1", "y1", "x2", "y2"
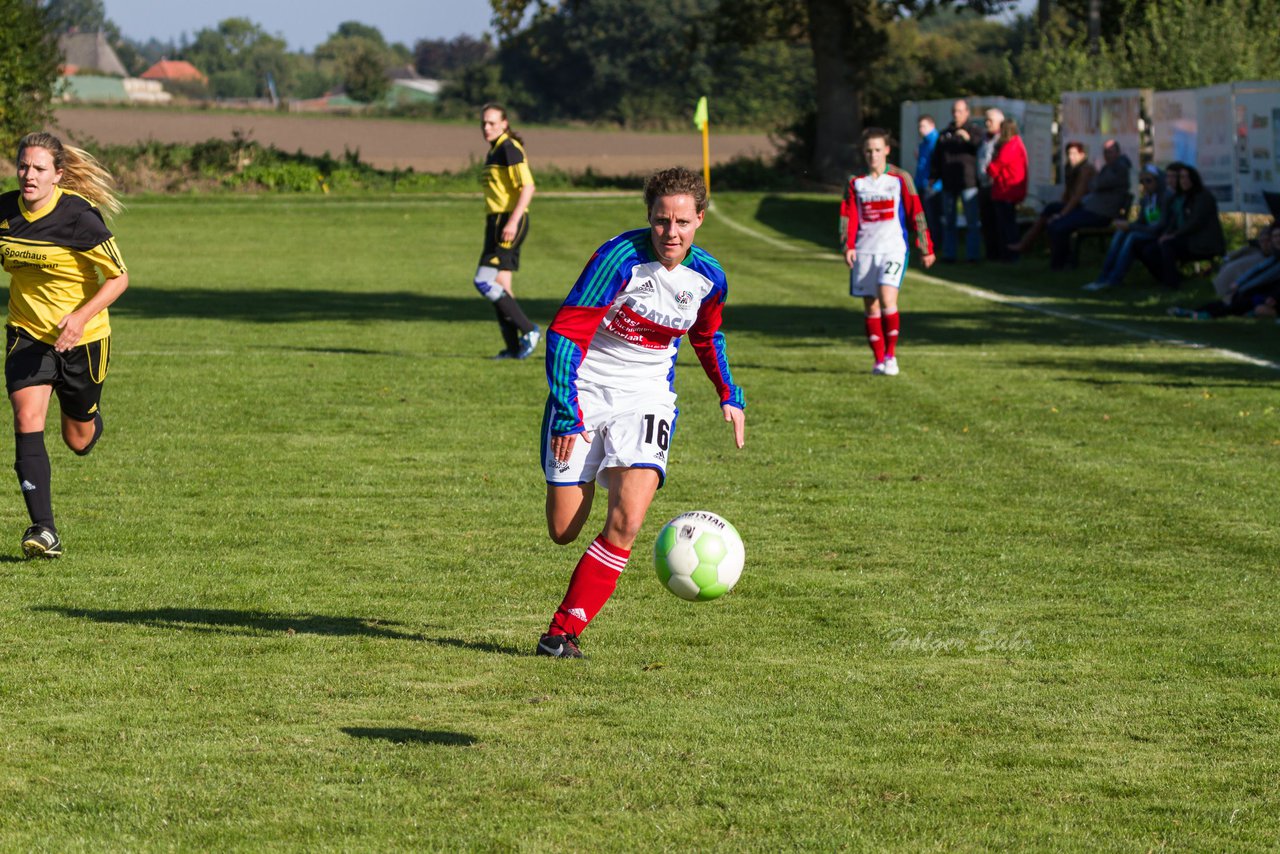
[
  {"x1": 73, "y1": 412, "x2": 104, "y2": 457},
  {"x1": 495, "y1": 293, "x2": 536, "y2": 335},
  {"x1": 493, "y1": 303, "x2": 520, "y2": 352},
  {"x1": 14, "y1": 431, "x2": 54, "y2": 530}
]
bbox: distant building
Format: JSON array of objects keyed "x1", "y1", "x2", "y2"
[
  {"x1": 140, "y1": 58, "x2": 208, "y2": 85},
  {"x1": 58, "y1": 31, "x2": 128, "y2": 77}
]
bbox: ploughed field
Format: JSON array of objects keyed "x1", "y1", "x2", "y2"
[{"x1": 53, "y1": 107, "x2": 778, "y2": 174}]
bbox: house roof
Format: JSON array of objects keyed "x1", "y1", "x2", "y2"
[
  {"x1": 57, "y1": 31, "x2": 128, "y2": 77},
  {"x1": 140, "y1": 58, "x2": 208, "y2": 83}
]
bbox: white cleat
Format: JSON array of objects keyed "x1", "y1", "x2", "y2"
[
  {"x1": 882, "y1": 357, "x2": 900, "y2": 376},
  {"x1": 871, "y1": 361, "x2": 887, "y2": 375}
]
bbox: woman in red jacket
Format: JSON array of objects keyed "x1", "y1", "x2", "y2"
[{"x1": 986, "y1": 117, "x2": 1028, "y2": 261}]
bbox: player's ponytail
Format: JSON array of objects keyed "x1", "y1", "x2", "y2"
[{"x1": 16, "y1": 132, "x2": 123, "y2": 217}]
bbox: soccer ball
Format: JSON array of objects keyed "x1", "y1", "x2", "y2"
[{"x1": 653, "y1": 511, "x2": 744, "y2": 601}]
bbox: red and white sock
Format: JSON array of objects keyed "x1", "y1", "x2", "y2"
[
  {"x1": 882, "y1": 310, "x2": 900, "y2": 358},
  {"x1": 548, "y1": 536, "x2": 630, "y2": 637},
  {"x1": 865, "y1": 314, "x2": 886, "y2": 364}
]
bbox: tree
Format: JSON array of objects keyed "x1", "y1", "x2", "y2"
[
  {"x1": 315, "y1": 22, "x2": 396, "y2": 104},
  {"x1": 0, "y1": 1, "x2": 62, "y2": 154},
  {"x1": 414, "y1": 35, "x2": 493, "y2": 78},
  {"x1": 181, "y1": 18, "x2": 293, "y2": 99},
  {"x1": 342, "y1": 44, "x2": 391, "y2": 103},
  {"x1": 1009, "y1": 0, "x2": 1280, "y2": 100},
  {"x1": 491, "y1": 0, "x2": 1010, "y2": 184},
  {"x1": 44, "y1": 0, "x2": 105, "y2": 32}
]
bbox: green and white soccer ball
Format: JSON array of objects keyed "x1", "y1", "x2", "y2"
[{"x1": 653, "y1": 511, "x2": 744, "y2": 601}]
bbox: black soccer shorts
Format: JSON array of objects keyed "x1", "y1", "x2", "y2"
[
  {"x1": 478, "y1": 211, "x2": 530, "y2": 271},
  {"x1": 5, "y1": 325, "x2": 111, "y2": 422}
]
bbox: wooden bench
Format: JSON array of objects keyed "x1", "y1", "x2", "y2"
[{"x1": 1068, "y1": 193, "x2": 1134, "y2": 268}]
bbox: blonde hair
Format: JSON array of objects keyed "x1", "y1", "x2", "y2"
[{"x1": 17, "y1": 132, "x2": 123, "y2": 217}]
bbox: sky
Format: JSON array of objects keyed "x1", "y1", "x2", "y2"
[{"x1": 103, "y1": 0, "x2": 494, "y2": 52}]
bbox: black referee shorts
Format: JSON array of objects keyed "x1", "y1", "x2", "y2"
[
  {"x1": 478, "y1": 211, "x2": 529, "y2": 272},
  {"x1": 5, "y1": 325, "x2": 111, "y2": 421}
]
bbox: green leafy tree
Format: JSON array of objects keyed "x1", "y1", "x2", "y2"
[
  {"x1": 316, "y1": 22, "x2": 396, "y2": 103},
  {"x1": 485, "y1": 0, "x2": 813, "y2": 131},
  {"x1": 342, "y1": 44, "x2": 391, "y2": 103},
  {"x1": 0, "y1": 1, "x2": 62, "y2": 154},
  {"x1": 1009, "y1": 0, "x2": 1280, "y2": 100},
  {"x1": 181, "y1": 18, "x2": 293, "y2": 99},
  {"x1": 44, "y1": 0, "x2": 105, "y2": 32},
  {"x1": 492, "y1": 0, "x2": 1010, "y2": 183}
]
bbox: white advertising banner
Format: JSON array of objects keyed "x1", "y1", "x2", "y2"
[
  {"x1": 1231, "y1": 81, "x2": 1280, "y2": 214},
  {"x1": 1196, "y1": 84, "x2": 1236, "y2": 204},
  {"x1": 1151, "y1": 88, "x2": 1199, "y2": 166},
  {"x1": 1059, "y1": 89, "x2": 1145, "y2": 185}
]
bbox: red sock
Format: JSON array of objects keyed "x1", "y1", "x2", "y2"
[
  {"x1": 864, "y1": 314, "x2": 886, "y2": 363},
  {"x1": 882, "y1": 310, "x2": 900, "y2": 358},
  {"x1": 548, "y1": 536, "x2": 630, "y2": 637}
]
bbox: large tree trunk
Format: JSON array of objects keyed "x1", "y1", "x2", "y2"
[{"x1": 806, "y1": 0, "x2": 861, "y2": 186}]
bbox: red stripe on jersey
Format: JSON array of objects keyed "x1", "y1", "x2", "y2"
[
  {"x1": 605, "y1": 303, "x2": 682, "y2": 350},
  {"x1": 863, "y1": 198, "x2": 896, "y2": 222},
  {"x1": 548, "y1": 304, "x2": 608, "y2": 350}
]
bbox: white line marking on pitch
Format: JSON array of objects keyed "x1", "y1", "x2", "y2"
[{"x1": 707, "y1": 204, "x2": 1280, "y2": 372}]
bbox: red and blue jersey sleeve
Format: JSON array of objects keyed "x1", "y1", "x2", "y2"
[
  {"x1": 685, "y1": 247, "x2": 745, "y2": 410},
  {"x1": 544, "y1": 230, "x2": 648, "y2": 435}
]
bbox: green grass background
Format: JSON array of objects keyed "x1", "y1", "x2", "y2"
[{"x1": 1, "y1": 192, "x2": 1278, "y2": 850}]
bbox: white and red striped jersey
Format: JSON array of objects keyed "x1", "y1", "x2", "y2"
[
  {"x1": 840, "y1": 165, "x2": 933, "y2": 257},
  {"x1": 545, "y1": 229, "x2": 744, "y2": 437}
]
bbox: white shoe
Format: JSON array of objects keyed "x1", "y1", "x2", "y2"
[
  {"x1": 1082, "y1": 280, "x2": 1111, "y2": 292},
  {"x1": 871, "y1": 361, "x2": 887, "y2": 375},
  {"x1": 882, "y1": 357, "x2": 900, "y2": 376}
]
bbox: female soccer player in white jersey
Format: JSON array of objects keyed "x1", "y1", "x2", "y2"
[
  {"x1": 840, "y1": 127, "x2": 935, "y2": 376},
  {"x1": 534, "y1": 167, "x2": 745, "y2": 658},
  {"x1": 0, "y1": 133, "x2": 128, "y2": 558}
]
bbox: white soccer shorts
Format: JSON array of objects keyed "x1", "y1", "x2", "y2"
[
  {"x1": 543, "y1": 384, "x2": 678, "y2": 488},
  {"x1": 849, "y1": 252, "x2": 907, "y2": 296}
]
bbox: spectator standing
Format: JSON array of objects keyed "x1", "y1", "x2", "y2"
[
  {"x1": 985, "y1": 116, "x2": 1028, "y2": 262},
  {"x1": 931, "y1": 99, "x2": 985, "y2": 263},
  {"x1": 1139, "y1": 165, "x2": 1225, "y2": 288},
  {"x1": 1045, "y1": 139, "x2": 1132, "y2": 270},
  {"x1": 976, "y1": 108, "x2": 1004, "y2": 262},
  {"x1": 915, "y1": 115, "x2": 944, "y2": 251},
  {"x1": 1009, "y1": 141, "x2": 1097, "y2": 256}
]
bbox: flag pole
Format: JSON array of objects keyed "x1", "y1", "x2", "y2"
[
  {"x1": 694, "y1": 96, "x2": 710, "y2": 196},
  {"x1": 702, "y1": 116, "x2": 711, "y2": 196}
]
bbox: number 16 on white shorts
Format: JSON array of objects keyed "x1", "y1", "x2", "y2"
[
  {"x1": 850, "y1": 252, "x2": 907, "y2": 296},
  {"x1": 543, "y1": 397, "x2": 678, "y2": 488}
]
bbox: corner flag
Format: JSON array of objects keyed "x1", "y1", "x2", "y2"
[{"x1": 694, "y1": 96, "x2": 710, "y2": 195}]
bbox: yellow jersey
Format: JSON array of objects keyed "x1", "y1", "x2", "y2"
[
  {"x1": 0, "y1": 187, "x2": 125, "y2": 346},
  {"x1": 482, "y1": 132, "x2": 534, "y2": 215}
]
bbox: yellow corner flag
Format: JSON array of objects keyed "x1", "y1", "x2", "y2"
[{"x1": 694, "y1": 96, "x2": 710, "y2": 195}]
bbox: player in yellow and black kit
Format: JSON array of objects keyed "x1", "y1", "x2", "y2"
[
  {"x1": 475, "y1": 103, "x2": 541, "y2": 359},
  {"x1": 0, "y1": 133, "x2": 128, "y2": 558}
]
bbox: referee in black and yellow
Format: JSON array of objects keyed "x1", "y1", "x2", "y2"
[
  {"x1": 474, "y1": 103, "x2": 541, "y2": 359},
  {"x1": 0, "y1": 132, "x2": 128, "y2": 558}
]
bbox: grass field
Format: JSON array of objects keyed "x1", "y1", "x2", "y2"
[{"x1": 1, "y1": 191, "x2": 1279, "y2": 850}]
